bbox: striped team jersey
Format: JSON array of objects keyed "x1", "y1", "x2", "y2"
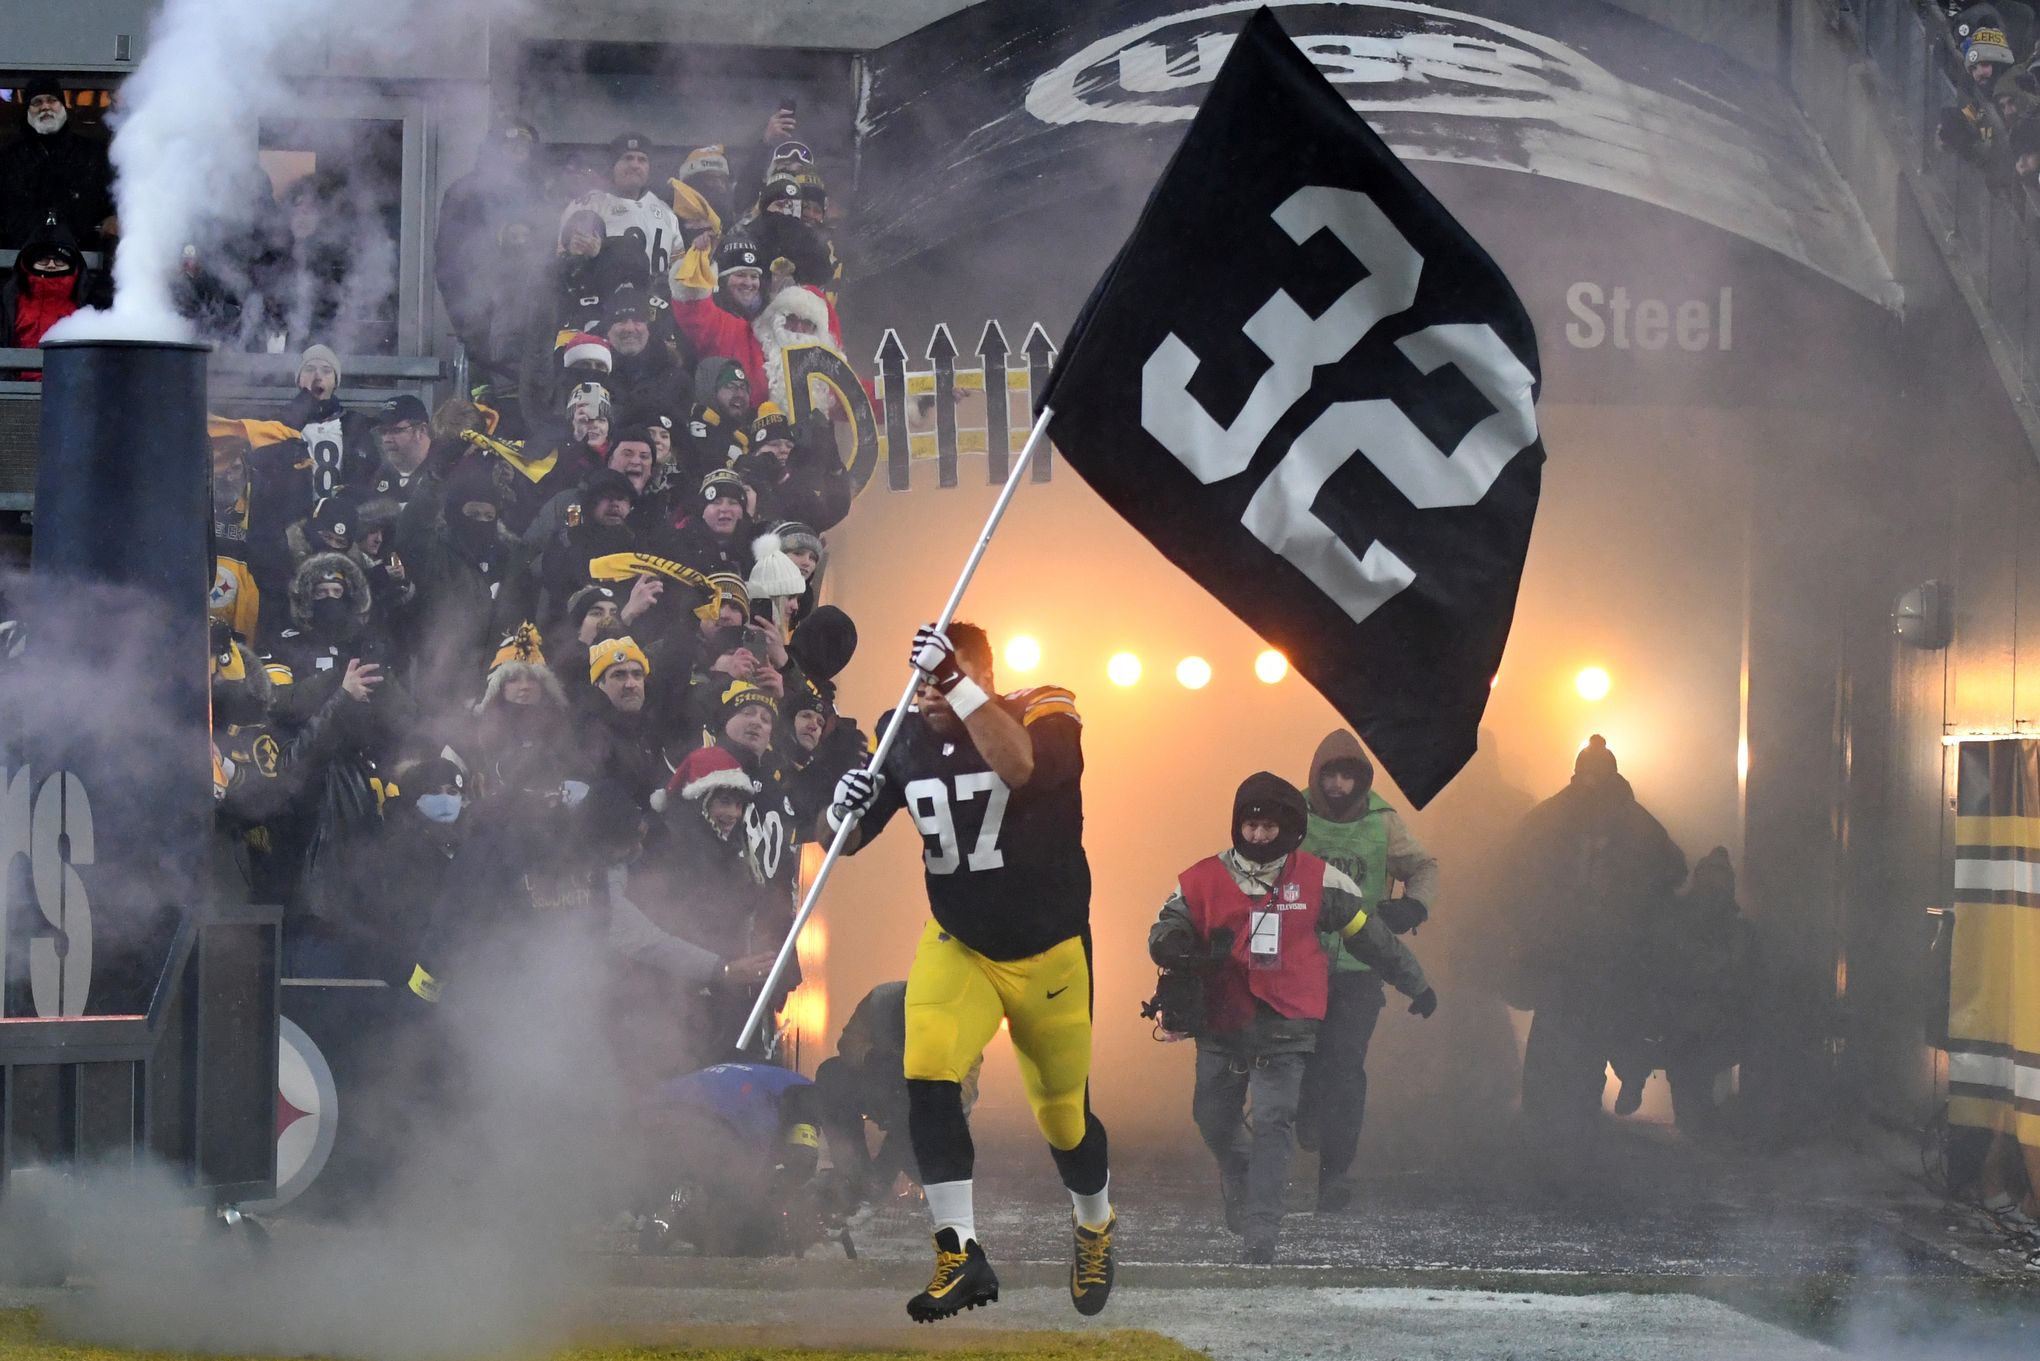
[{"x1": 863, "y1": 686, "x2": 1091, "y2": 960}]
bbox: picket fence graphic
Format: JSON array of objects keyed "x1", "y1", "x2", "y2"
[{"x1": 870, "y1": 322, "x2": 1058, "y2": 490}]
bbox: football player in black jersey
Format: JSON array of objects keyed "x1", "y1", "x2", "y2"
[{"x1": 827, "y1": 621, "x2": 1114, "y2": 1322}]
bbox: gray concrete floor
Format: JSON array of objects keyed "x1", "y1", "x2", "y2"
[
  {"x1": 588, "y1": 1117, "x2": 2040, "y2": 1359},
  {"x1": 6, "y1": 1116, "x2": 2038, "y2": 1360},
  {"x1": 588, "y1": 1282, "x2": 1842, "y2": 1361}
]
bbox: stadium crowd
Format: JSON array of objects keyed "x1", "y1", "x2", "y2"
[
  {"x1": 1938, "y1": 2, "x2": 2040, "y2": 188},
  {"x1": 179, "y1": 103, "x2": 866, "y2": 1091}
]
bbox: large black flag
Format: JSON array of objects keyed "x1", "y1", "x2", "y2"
[{"x1": 1039, "y1": 7, "x2": 1543, "y2": 808}]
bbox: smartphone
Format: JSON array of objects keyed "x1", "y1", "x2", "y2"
[{"x1": 779, "y1": 96, "x2": 797, "y2": 116}]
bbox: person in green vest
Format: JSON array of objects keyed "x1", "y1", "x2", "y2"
[{"x1": 1296, "y1": 730, "x2": 1439, "y2": 1212}]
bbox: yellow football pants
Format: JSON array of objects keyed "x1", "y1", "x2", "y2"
[{"x1": 903, "y1": 920, "x2": 1094, "y2": 1151}]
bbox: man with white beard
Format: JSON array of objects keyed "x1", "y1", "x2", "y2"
[
  {"x1": 563, "y1": 132, "x2": 684, "y2": 298},
  {"x1": 0, "y1": 75, "x2": 116, "y2": 250}
]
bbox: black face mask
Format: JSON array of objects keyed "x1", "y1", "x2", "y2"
[
  {"x1": 448, "y1": 513, "x2": 498, "y2": 563},
  {"x1": 307, "y1": 597, "x2": 352, "y2": 637}
]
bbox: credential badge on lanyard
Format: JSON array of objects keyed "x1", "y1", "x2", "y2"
[{"x1": 1248, "y1": 858, "x2": 1290, "y2": 970}]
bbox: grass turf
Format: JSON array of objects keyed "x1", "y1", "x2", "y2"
[{"x1": 0, "y1": 1311, "x2": 1209, "y2": 1361}]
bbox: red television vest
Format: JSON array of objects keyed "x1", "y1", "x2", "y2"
[{"x1": 1179, "y1": 852, "x2": 1332, "y2": 1034}]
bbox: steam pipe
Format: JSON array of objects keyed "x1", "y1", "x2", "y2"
[{"x1": 15, "y1": 339, "x2": 213, "y2": 1015}]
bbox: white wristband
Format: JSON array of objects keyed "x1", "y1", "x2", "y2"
[{"x1": 946, "y1": 676, "x2": 989, "y2": 720}]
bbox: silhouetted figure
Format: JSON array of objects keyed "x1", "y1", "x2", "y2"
[
  {"x1": 1620, "y1": 846, "x2": 1760, "y2": 1134},
  {"x1": 1502, "y1": 736, "x2": 1686, "y2": 1125}
]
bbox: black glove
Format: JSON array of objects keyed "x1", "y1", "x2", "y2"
[
  {"x1": 909, "y1": 624, "x2": 965, "y2": 694},
  {"x1": 1151, "y1": 924, "x2": 1202, "y2": 970},
  {"x1": 1377, "y1": 896, "x2": 1429, "y2": 935},
  {"x1": 1407, "y1": 986, "x2": 1438, "y2": 1019}
]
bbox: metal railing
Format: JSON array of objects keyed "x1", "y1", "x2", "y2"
[
  {"x1": 0, "y1": 349, "x2": 444, "y2": 508},
  {"x1": 1837, "y1": 0, "x2": 2040, "y2": 421}
]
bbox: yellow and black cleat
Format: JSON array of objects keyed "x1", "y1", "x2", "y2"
[
  {"x1": 1070, "y1": 1212, "x2": 1115, "y2": 1316},
  {"x1": 907, "y1": 1228, "x2": 999, "y2": 1322}
]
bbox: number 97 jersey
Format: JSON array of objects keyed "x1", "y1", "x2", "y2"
[{"x1": 862, "y1": 687, "x2": 1092, "y2": 961}]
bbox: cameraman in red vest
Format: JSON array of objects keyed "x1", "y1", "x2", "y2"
[{"x1": 1149, "y1": 772, "x2": 1435, "y2": 1264}]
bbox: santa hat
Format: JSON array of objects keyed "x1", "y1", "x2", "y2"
[
  {"x1": 561, "y1": 332, "x2": 613, "y2": 372},
  {"x1": 747, "y1": 531, "x2": 808, "y2": 601},
  {"x1": 651, "y1": 743, "x2": 756, "y2": 813}
]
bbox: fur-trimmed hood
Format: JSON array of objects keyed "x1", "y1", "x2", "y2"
[
  {"x1": 475, "y1": 659, "x2": 567, "y2": 715},
  {"x1": 289, "y1": 551, "x2": 372, "y2": 634}
]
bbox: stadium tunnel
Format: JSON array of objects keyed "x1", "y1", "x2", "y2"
[
  {"x1": 1, "y1": 0, "x2": 2030, "y2": 1195},
  {"x1": 814, "y1": 0, "x2": 1997, "y2": 1145}
]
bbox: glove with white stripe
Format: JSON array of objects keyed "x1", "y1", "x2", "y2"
[
  {"x1": 910, "y1": 623, "x2": 988, "y2": 719},
  {"x1": 910, "y1": 625, "x2": 965, "y2": 693},
  {"x1": 828, "y1": 767, "x2": 886, "y2": 832}
]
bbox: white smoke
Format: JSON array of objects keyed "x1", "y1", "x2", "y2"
[
  {"x1": 9, "y1": 915, "x2": 627, "y2": 1361},
  {"x1": 48, "y1": 0, "x2": 528, "y2": 346}
]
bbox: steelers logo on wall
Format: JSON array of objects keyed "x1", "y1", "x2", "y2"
[{"x1": 245, "y1": 1017, "x2": 339, "y2": 1211}]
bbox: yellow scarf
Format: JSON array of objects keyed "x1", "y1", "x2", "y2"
[
  {"x1": 586, "y1": 553, "x2": 724, "y2": 621},
  {"x1": 667, "y1": 178, "x2": 722, "y2": 298}
]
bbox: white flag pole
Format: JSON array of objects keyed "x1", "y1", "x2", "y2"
[{"x1": 737, "y1": 406, "x2": 1057, "y2": 1051}]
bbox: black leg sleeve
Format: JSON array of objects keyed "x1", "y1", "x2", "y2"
[
  {"x1": 813, "y1": 1058, "x2": 876, "y2": 1177},
  {"x1": 907, "y1": 1077, "x2": 975, "y2": 1185},
  {"x1": 1048, "y1": 1108, "x2": 1110, "y2": 1197}
]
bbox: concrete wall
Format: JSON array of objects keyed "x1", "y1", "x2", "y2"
[
  {"x1": 2, "y1": 0, "x2": 992, "y2": 69},
  {"x1": 1599, "y1": 0, "x2": 1791, "y2": 79},
  {"x1": 1, "y1": 0, "x2": 156, "y2": 72},
  {"x1": 509, "y1": 0, "x2": 987, "y2": 50},
  {"x1": 1736, "y1": 0, "x2": 2040, "y2": 1128}
]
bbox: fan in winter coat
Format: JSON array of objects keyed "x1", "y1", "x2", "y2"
[{"x1": 1, "y1": 218, "x2": 104, "y2": 377}]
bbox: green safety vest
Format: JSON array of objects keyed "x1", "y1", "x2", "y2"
[{"x1": 1301, "y1": 788, "x2": 1391, "y2": 973}]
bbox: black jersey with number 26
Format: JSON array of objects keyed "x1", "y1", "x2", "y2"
[{"x1": 860, "y1": 687, "x2": 1091, "y2": 961}]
